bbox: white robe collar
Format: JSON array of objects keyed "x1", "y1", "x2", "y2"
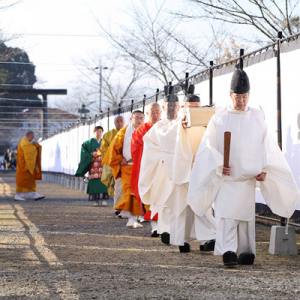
[
  {"x1": 229, "y1": 105, "x2": 250, "y2": 112},
  {"x1": 123, "y1": 123, "x2": 135, "y2": 163},
  {"x1": 161, "y1": 116, "x2": 181, "y2": 125}
]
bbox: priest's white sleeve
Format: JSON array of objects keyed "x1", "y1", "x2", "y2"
[
  {"x1": 259, "y1": 125, "x2": 300, "y2": 218},
  {"x1": 187, "y1": 116, "x2": 224, "y2": 217}
]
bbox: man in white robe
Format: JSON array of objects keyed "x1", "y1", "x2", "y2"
[
  {"x1": 187, "y1": 69, "x2": 300, "y2": 265},
  {"x1": 139, "y1": 85, "x2": 216, "y2": 252}
]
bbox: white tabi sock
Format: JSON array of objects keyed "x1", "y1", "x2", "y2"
[{"x1": 151, "y1": 220, "x2": 158, "y2": 232}]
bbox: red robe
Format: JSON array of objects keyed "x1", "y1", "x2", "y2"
[{"x1": 131, "y1": 122, "x2": 158, "y2": 221}]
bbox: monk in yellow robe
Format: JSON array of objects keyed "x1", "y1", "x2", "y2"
[
  {"x1": 103, "y1": 110, "x2": 144, "y2": 228},
  {"x1": 101, "y1": 115, "x2": 124, "y2": 211},
  {"x1": 15, "y1": 131, "x2": 45, "y2": 201}
]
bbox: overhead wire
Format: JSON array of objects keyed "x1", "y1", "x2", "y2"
[
  {"x1": 0, "y1": 84, "x2": 35, "y2": 87},
  {"x1": 8, "y1": 32, "x2": 107, "y2": 38},
  {"x1": 0, "y1": 98, "x2": 45, "y2": 102},
  {"x1": 0, "y1": 112, "x2": 82, "y2": 115},
  {"x1": 0, "y1": 105, "x2": 68, "y2": 109},
  {"x1": 0, "y1": 61, "x2": 81, "y2": 66},
  {"x1": 0, "y1": 118, "x2": 78, "y2": 121},
  {"x1": 0, "y1": 121, "x2": 77, "y2": 124},
  {"x1": 0, "y1": 121, "x2": 77, "y2": 123}
]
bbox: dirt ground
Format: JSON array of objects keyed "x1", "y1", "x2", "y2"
[{"x1": 1, "y1": 170, "x2": 300, "y2": 300}]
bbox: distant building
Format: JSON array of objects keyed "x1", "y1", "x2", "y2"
[
  {"x1": 18, "y1": 108, "x2": 79, "y2": 141},
  {"x1": 0, "y1": 108, "x2": 79, "y2": 152}
]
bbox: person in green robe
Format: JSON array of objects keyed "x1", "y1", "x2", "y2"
[{"x1": 75, "y1": 126, "x2": 109, "y2": 206}]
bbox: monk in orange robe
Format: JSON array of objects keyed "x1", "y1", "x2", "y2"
[
  {"x1": 103, "y1": 110, "x2": 145, "y2": 228},
  {"x1": 131, "y1": 103, "x2": 162, "y2": 236},
  {"x1": 101, "y1": 115, "x2": 124, "y2": 213},
  {"x1": 14, "y1": 131, "x2": 45, "y2": 201}
]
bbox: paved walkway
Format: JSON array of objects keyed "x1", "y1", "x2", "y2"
[{"x1": 1, "y1": 170, "x2": 300, "y2": 300}]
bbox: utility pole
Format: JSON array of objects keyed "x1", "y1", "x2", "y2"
[
  {"x1": 95, "y1": 62, "x2": 108, "y2": 114},
  {"x1": 99, "y1": 65, "x2": 103, "y2": 114}
]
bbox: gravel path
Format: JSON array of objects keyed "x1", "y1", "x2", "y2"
[{"x1": 1, "y1": 170, "x2": 300, "y2": 300}]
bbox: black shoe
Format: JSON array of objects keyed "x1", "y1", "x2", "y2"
[
  {"x1": 151, "y1": 230, "x2": 159, "y2": 238},
  {"x1": 201, "y1": 240, "x2": 215, "y2": 252},
  {"x1": 223, "y1": 251, "x2": 238, "y2": 266},
  {"x1": 179, "y1": 242, "x2": 190, "y2": 253},
  {"x1": 238, "y1": 252, "x2": 255, "y2": 265},
  {"x1": 115, "y1": 210, "x2": 120, "y2": 216},
  {"x1": 161, "y1": 232, "x2": 170, "y2": 245}
]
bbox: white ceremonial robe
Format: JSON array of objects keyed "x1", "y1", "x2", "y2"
[
  {"x1": 187, "y1": 106, "x2": 300, "y2": 255},
  {"x1": 123, "y1": 123, "x2": 135, "y2": 164},
  {"x1": 139, "y1": 117, "x2": 216, "y2": 245}
]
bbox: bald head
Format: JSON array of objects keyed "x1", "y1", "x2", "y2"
[
  {"x1": 26, "y1": 131, "x2": 34, "y2": 142},
  {"x1": 114, "y1": 116, "x2": 124, "y2": 130},
  {"x1": 146, "y1": 103, "x2": 162, "y2": 125}
]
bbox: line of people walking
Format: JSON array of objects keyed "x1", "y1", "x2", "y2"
[
  {"x1": 12, "y1": 69, "x2": 299, "y2": 267},
  {"x1": 75, "y1": 69, "x2": 300, "y2": 266}
]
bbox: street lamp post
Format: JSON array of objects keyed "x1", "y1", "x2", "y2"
[
  {"x1": 77, "y1": 104, "x2": 90, "y2": 120},
  {"x1": 95, "y1": 64, "x2": 108, "y2": 114}
]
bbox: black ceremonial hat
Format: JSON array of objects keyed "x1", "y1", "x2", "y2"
[
  {"x1": 230, "y1": 70, "x2": 250, "y2": 94},
  {"x1": 163, "y1": 85, "x2": 178, "y2": 102},
  {"x1": 184, "y1": 84, "x2": 200, "y2": 103}
]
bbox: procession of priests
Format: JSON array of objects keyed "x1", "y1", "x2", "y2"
[
  {"x1": 17, "y1": 68, "x2": 300, "y2": 268},
  {"x1": 138, "y1": 68, "x2": 299, "y2": 266},
  {"x1": 139, "y1": 85, "x2": 216, "y2": 252}
]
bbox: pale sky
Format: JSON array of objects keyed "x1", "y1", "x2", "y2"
[
  {"x1": 0, "y1": 0, "x2": 285, "y2": 110},
  {"x1": 0, "y1": 0, "x2": 189, "y2": 108}
]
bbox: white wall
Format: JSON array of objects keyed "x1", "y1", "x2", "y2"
[{"x1": 41, "y1": 46, "x2": 300, "y2": 210}]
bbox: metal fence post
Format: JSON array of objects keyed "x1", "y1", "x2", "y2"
[
  {"x1": 209, "y1": 61, "x2": 213, "y2": 106},
  {"x1": 142, "y1": 95, "x2": 146, "y2": 113},
  {"x1": 239, "y1": 49, "x2": 244, "y2": 70},
  {"x1": 131, "y1": 100, "x2": 134, "y2": 112},
  {"x1": 185, "y1": 72, "x2": 189, "y2": 92},
  {"x1": 276, "y1": 31, "x2": 285, "y2": 226}
]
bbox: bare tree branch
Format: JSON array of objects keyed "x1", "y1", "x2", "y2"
[{"x1": 180, "y1": 0, "x2": 299, "y2": 41}]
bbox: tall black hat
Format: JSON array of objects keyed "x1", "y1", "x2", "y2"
[
  {"x1": 163, "y1": 84, "x2": 178, "y2": 120},
  {"x1": 230, "y1": 70, "x2": 250, "y2": 94},
  {"x1": 163, "y1": 85, "x2": 178, "y2": 102},
  {"x1": 183, "y1": 84, "x2": 200, "y2": 103}
]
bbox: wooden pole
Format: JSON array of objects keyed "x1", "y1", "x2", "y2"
[{"x1": 224, "y1": 131, "x2": 231, "y2": 168}]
